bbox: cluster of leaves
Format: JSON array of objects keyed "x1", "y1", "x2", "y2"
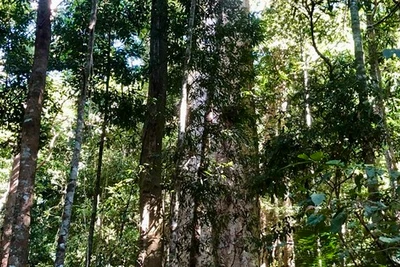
[{"x1": 297, "y1": 153, "x2": 400, "y2": 266}]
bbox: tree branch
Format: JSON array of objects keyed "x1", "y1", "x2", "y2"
[
  {"x1": 366, "y1": 1, "x2": 400, "y2": 29},
  {"x1": 307, "y1": 1, "x2": 334, "y2": 77}
]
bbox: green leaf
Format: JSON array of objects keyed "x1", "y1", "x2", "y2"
[
  {"x1": 390, "y1": 170, "x2": 400, "y2": 181},
  {"x1": 364, "y1": 204, "x2": 380, "y2": 217},
  {"x1": 366, "y1": 166, "x2": 375, "y2": 178},
  {"x1": 311, "y1": 193, "x2": 325, "y2": 206},
  {"x1": 307, "y1": 214, "x2": 325, "y2": 226},
  {"x1": 310, "y1": 151, "x2": 324, "y2": 161},
  {"x1": 326, "y1": 160, "x2": 341, "y2": 165},
  {"x1": 379, "y1": 236, "x2": 400, "y2": 244},
  {"x1": 331, "y1": 210, "x2": 347, "y2": 233},
  {"x1": 298, "y1": 153, "x2": 309, "y2": 160}
]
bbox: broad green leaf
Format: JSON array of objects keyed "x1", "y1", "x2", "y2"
[
  {"x1": 390, "y1": 170, "x2": 400, "y2": 181},
  {"x1": 311, "y1": 193, "x2": 325, "y2": 206},
  {"x1": 310, "y1": 151, "x2": 324, "y2": 161},
  {"x1": 331, "y1": 210, "x2": 347, "y2": 233},
  {"x1": 307, "y1": 214, "x2": 325, "y2": 226},
  {"x1": 366, "y1": 166, "x2": 375, "y2": 178},
  {"x1": 364, "y1": 204, "x2": 382, "y2": 217},
  {"x1": 298, "y1": 153, "x2": 309, "y2": 160},
  {"x1": 379, "y1": 236, "x2": 400, "y2": 244},
  {"x1": 326, "y1": 160, "x2": 341, "y2": 165}
]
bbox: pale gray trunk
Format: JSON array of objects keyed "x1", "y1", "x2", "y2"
[
  {"x1": 302, "y1": 50, "x2": 311, "y2": 128},
  {"x1": 212, "y1": 0, "x2": 259, "y2": 265},
  {"x1": 172, "y1": 79, "x2": 210, "y2": 266},
  {"x1": 349, "y1": 0, "x2": 368, "y2": 98},
  {"x1": 169, "y1": 0, "x2": 197, "y2": 264},
  {"x1": 54, "y1": 0, "x2": 98, "y2": 265}
]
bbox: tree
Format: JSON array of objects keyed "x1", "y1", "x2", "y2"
[
  {"x1": 6, "y1": 0, "x2": 52, "y2": 265},
  {"x1": 54, "y1": 0, "x2": 98, "y2": 265},
  {"x1": 136, "y1": 0, "x2": 167, "y2": 265}
]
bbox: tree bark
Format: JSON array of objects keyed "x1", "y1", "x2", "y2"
[
  {"x1": 211, "y1": 1, "x2": 260, "y2": 265},
  {"x1": 7, "y1": 0, "x2": 51, "y2": 264},
  {"x1": 364, "y1": 1, "x2": 398, "y2": 190},
  {"x1": 54, "y1": 0, "x2": 98, "y2": 265},
  {"x1": 136, "y1": 0, "x2": 168, "y2": 265},
  {"x1": 349, "y1": 0, "x2": 377, "y2": 198},
  {"x1": 0, "y1": 154, "x2": 20, "y2": 266},
  {"x1": 169, "y1": 0, "x2": 197, "y2": 265},
  {"x1": 85, "y1": 32, "x2": 111, "y2": 267}
]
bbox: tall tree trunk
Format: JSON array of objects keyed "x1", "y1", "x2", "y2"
[
  {"x1": 0, "y1": 154, "x2": 20, "y2": 266},
  {"x1": 169, "y1": 0, "x2": 197, "y2": 265},
  {"x1": 6, "y1": 0, "x2": 51, "y2": 264},
  {"x1": 54, "y1": 0, "x2": 98, "y2": 265},
  {"x1": 207, "y1": 1, "x2": 259, "y2": 266},
  {"x1": 136, "y1": 0, "x2": 168, "y2": 264},
  {"x1": 349, "y1": 0, "x2": 377, "y2": 197},
  {"x1": 85, "y1": 32, "x2": 111, "y2": 267},
  {"x1": 364, "y1": 1, "x2": 398, "y2": 189}
]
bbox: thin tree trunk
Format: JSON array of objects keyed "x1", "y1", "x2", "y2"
[
  {"x1": 85, "y1": 32, "x2": 111, "y2": 267},
  {"x1": 0, "y1": 154, "x2": 20, "y2": 266},
  {"x1": 282, "y1": 192, "x2": 295, "y2": 267},
  {"x1": 349, "y1": 0, "x2": 377, "y2": 197},
  {"x1": 54, "y1": 0, "x2": 98, "y2": 265},
  {"x1": 7, "y1": 0, "x2": 51, "y2": 264},
  {"x1": 302, "y1": 48, "x2": 311, "y2": 128},
  {"x1": 364, "y1": 1, "x2": 398, "y2": 189},
  {"x1": 169, "y1": 0, "x2": 197, "y2": 264},
  {"x1": 136, "y1": 0, "x2": 168, "y2": 264}
]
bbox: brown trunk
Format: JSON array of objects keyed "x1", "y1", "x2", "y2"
[
  {"x1": 7, "y1": 0, "x2": 51, "y2": 265},
  {"x1": 0, "y1": 154, "x2": 20, "y2": 266},
  {"x1": 136, "y1": 0, "x2": 168, "y2": 264},
  {"x1": 54, "y1": 0, "x2": 98, "y2": 265},
  {"x1": 85, "y1": 32, "x2": 111, "y2": 267}
]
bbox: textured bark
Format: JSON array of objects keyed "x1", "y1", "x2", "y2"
[
  {"x1": 364, "y1": 1, "x2": 398, "y2": 189},
  {"x1": 172, "y1": 0, "x2": 261, "y2": 265},
  {"x1": 212, "y1": 1, "x2": 260, "y2": 265},
  {"x1": 169, "y1": 0, "x2": 197, "y2": 265},
  {"x1": 282, "y1": 195, "x2": 295, "y2": 267},
  {"x1": 136, "y1": 0, "x2": 167, "y2": 264},
  {"x1": 54, "y1": 0, "x2": 98, "y2": 265},
  {"x1": 349, "y1": 0, "x2": 368, "y2": 100},
  {"x1": 349, "y1": 0, "x2": 377, "y2": 199},
  {"x1": 0, "y1": 154, "x2": 20, "y2": 266},
  {"x1": 85, "y1": 32, "x2": 111, "y2": 267},
  {"x1": 7, "y1": 0, "x2": 51, "y2": 264}
]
